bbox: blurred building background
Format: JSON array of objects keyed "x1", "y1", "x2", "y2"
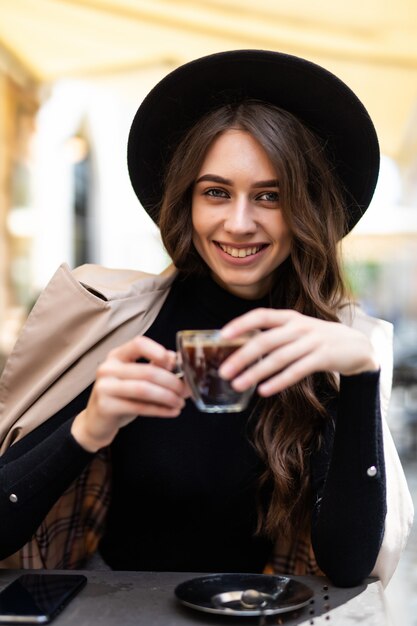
[{"x1": 0, "y1": 1, "x2": 416, "y2": 623}]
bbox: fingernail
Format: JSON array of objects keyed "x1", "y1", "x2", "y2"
[
  {"x1": 219, "y1": 364, "x2": 231, "y2": 379},
  {"x1": 231, "y1": 378, "x2": 246, "y2": 391},
  {"x1": 258, "y1": 383, "x2": 272, "y2": 396}
]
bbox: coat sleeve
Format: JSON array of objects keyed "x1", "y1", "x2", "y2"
[{"x1": 338, "y1": 303, "x2": 414, "y2": 587}]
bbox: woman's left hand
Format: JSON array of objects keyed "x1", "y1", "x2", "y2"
[{"x1": 219, "y1": 308, "x2": 380, "y2": 397}]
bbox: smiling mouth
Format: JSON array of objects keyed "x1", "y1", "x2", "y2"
[{"x1": 216, "y1": 242, "x2": 267, "y2": 258}]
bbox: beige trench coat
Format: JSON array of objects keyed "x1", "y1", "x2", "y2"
[{"x1": 0, "y1": 263, "x2": 413, "y2": 586}]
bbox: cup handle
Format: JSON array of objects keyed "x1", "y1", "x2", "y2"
[{"x1": 172, "y1": 352, "x2": 184, "y2": 378}]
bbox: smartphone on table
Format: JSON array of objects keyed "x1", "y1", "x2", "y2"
[{"x1": 0, "y1": 573, "x2": 87, "y2": 623}]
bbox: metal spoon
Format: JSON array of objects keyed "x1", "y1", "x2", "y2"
[
  {"x1": 241, "y1": 579, "x2": 289, "y2": 608},
  {"x1": 240, "y1": 589, "x2": 268, "y2": 609}
]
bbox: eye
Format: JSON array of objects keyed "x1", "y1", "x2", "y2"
[
  {"x1": 203, "y1": 187, "x2": 229, "y2": 199},
  {"x1": 256, "y1": 190, "x2": 280, "y2": 203}
]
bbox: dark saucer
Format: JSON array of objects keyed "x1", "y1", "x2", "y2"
[{"x1": 174, "y1": 573, "x2": 314, "y2": 616}]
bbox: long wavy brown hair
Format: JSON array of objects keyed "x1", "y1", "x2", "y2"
[{"x1": 158, "y1": 101, "x2": 350, "y2": 541}]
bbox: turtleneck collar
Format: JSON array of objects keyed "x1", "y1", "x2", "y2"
[
  {"x1": 175, "y1": 257, "x2": 290, "y2": 328},
  {"x1": 198, "y1": 274, "x2": 270, "y2": 324}
]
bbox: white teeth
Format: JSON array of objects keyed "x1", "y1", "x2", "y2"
[{"x1": 219, "y1": 244, "x2": 262, "y2": 258}]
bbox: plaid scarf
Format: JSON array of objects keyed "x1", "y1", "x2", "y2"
[{"x1": 18, "y1": 450, "x2": 111, "y2": 569}]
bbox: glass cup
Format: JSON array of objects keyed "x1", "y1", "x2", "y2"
[{"x1": 176, "y1": 329, "x2": 259, "y2": 413}]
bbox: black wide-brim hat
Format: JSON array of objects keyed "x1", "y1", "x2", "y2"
[{"x1": 127, "y1": 49, "x2": 379, "y2": 233}]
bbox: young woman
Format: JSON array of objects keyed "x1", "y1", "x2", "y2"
[{"x1": 0, "y1": 50, "x2": 413, "y2": 587}]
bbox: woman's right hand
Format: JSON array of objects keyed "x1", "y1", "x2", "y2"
[{"x1": 71, "y1": 336, "x2": 188, "y2": 452}]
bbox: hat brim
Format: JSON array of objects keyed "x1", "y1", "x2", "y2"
[{"x1": 127, "y1": 49, "x2": 379, "y2": 233}]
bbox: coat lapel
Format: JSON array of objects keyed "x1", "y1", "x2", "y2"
[{"x1": 0, "y1": 263, "x2": 177, "y2": 450}]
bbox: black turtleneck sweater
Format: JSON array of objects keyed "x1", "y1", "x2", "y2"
[{"x1": 0, "y1": 273, "x2": 386, "y2": 586}]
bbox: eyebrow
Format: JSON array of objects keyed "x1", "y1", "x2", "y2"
[
  {"x1": 195, "y1": 174, "x2": 232, "y2": 185},
  {"x1": 195, "y1": 174, "x2": 279, "y2": 188}
]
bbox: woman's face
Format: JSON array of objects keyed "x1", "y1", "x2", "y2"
[{"x1": 192, "y1": 129, "x2": 292, "y2": 299}]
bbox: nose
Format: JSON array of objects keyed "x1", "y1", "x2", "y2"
[{"x1": 223, "y1": 196, "x2": 256, "y2": 235}]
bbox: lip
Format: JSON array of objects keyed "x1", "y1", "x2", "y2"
[{"x1": 213, "y1": 241, "x2": 269, "y2": 265}]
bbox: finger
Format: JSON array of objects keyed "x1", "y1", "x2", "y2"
[
  {"x1": 99, "y1": 396, "x2": 184, "y2": 419},
  {"x1": 165, "y1": 350, "x2": 178, "y2": 371},
  {"x1": 257, "y1": 353, "x2": 320, "y2": 396},
  {"x1": 97, "y1": 361, "x2": 187, "y2": 396},
  {"x1": 219, "y1": 325, "x2": 301, "y2": 379},
  {"x1": 97, "y1": 377, "x2": 186, "y2": 410},
  {"x1": 107, "y1": 336, "x2": 172, "y2": 368},
  {"x1": 230, "y1": 339, "x2": 315, "y2": 391},
  {"x1": 221, "y1": 308, "x2": 297, "y2": 338}
]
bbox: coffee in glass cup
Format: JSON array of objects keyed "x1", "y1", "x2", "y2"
[{"x1": 176, "y1": 329, "x2": 259, "y2": 413}]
